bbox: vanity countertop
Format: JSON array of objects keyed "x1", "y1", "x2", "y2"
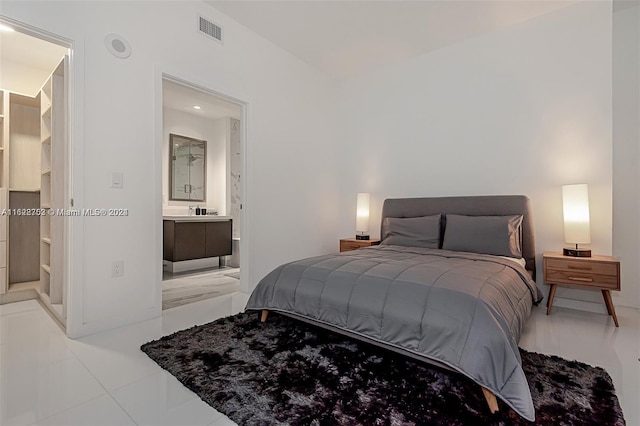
[{"x1": 163, "y1": 215, "x2": 232, "y2": 222}]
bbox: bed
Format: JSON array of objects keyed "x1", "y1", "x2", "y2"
[{"x1": 246, "y1": 195, "x2": 543, "y2": 421}]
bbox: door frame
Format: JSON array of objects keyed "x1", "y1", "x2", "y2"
[
  {"x1": 0, "y1": 15, "x2": 77, "y2": 332},
  {"x1": 154, "y1": 69, "x2": 251, "y2": 310}
]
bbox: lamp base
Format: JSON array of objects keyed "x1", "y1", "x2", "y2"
[
  {"x1": 355, "y1": 235, "x2": 370, "y2": 240},
  {"x1": 563, "y1": 247, "x2": 592, "y2": 257}
]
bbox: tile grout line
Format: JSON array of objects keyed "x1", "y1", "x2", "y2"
[
  {"x1": 62, "y1": 343, "x2": 141, "y2": 425},
  {"x1": 31, "y1": 301, "x2": 141, "y2": 426},
  {"x1": 0, "y1": 301, "x2": 42, "y2": 317},
  {"x1": 0, "y1": 303, "x2": 131, "y2": 425}
]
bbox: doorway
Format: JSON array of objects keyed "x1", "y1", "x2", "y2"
[
  {"x1": 0, "y1": 19, "x2": 71, "y2": 328},
  {"x1": 160, "y1": 76, "x2": 245, "y2": 310}
]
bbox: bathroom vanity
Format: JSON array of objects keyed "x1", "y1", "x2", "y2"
[{"x1": 163, "y1": 216, "x2": 232, "y2": 266}]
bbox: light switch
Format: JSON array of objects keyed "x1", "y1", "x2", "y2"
[{"x1": 111, "y1": 172, "x2": 123, "y2": 189}]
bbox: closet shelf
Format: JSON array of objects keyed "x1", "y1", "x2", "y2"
[
  {"x1": 9, "y1": 188, "x2": 40, "y2": 192},
  {"x1": 41, "y1": 237, "x2": 51, "y2": 245},
  {"x1": 42, "y1": 169, "x2": 51, "y2": 176},
  {"x1": 41, "y1": 264, "x2": 51, "y2": 274},
  {"x1": 42, "y1": 136, "x2": 51, "y2": 144},
  {"x1": 41, "y1": 105, "x2": 52, "y2": 117}
]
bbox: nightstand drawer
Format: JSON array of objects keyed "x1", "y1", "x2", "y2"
[
  {"x1": 340, "y1": 240, "x2": 366, "y2": 251},
  {"x1": 339, "y1": 238, "x2": 381, "y2": 252},
  {"x1": 545, "y1": 269, "x2": 619, "y2": 289},
  {"x1": 545, "y1": 258, "x2": 618, "y2": 276}
]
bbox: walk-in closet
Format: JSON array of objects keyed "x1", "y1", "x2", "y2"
[{"x1": 0, "y1": 25, "x2": 69, "y2": 327}]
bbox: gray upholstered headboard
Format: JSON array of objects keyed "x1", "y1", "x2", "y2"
[{"x1": 380, "y1": 195, "x2": 536, "y2": 279}]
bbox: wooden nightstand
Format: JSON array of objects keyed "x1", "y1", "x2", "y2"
[
  {"x1": 340, "y1": 238, "x2": 381, "y2": 252},
  {"x1": 543, "y1": 252, "x2": 621, "y2": 326}
]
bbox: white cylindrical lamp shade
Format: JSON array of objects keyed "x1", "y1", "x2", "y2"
[
  {"x1": 562, "y1": 184, "x2": 591, "y2": 244},
  {"x1": 356, "y1": 193, "x2": 370, "y2": 235}
]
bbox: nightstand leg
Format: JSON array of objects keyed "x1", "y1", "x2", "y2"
[
  {"x1": 601, "y1": 290, "x2": 613, "y2": 315},
  {"x1": 601, "y1": 290, "x2": 619, "y2": 327},
  {"x1": 546, "y1": 284, "x2": 557, "y2": 315}
]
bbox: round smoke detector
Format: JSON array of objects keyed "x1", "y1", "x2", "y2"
[{"x1": 104, "y1": 33, "x2": 131, "y2": 59}]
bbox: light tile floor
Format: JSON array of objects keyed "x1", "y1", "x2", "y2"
[
  {"x1": 1, "y1": 296, "x2": 638, "y2": 425},
  {"x1": 162, "y1": 268, "x2": 240, "y2": 310}
]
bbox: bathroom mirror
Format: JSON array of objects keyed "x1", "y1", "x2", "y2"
[{"x1": 169, "y1": 134, "x2": 207, "y2": 201}]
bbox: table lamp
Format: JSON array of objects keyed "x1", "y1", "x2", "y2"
[
  {"x1": 562, "y1": 184, "x2": 591, "y2": 257},
  {"x1": 356, "y1": 193, "x2": 370, "y2": 240}
]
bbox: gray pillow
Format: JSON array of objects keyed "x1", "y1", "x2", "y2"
[
  {"x1": 442, "y1": 214, "x2": 523, "y2": 258},
  {"x1": 381, "y1": 214, "x2": 441, "y2": 249}
]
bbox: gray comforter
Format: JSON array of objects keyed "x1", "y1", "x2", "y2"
[{"x1": 246, "y1": 245, "x2": 542, "y2": 421}]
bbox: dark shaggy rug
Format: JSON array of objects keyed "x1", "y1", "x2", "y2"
[{"x1": 141, "y1": 312, "x2": 625, "y2": 426}]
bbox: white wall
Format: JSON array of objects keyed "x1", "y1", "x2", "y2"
[
  {"x1": 1, "y1": 1, "x2": 340, "y2": 337},
  {"x1": 162, "y1": 108, "x2": 226, "y2": 215},
  {"x1": 613, "y1": 2, "x2": 640, "y2": 309},
  {"x1": 338, "y1": 2, "x2": 619, "y2": 307},
  {"x1": 2, "y1": 0, "x2": 635, "y2": 338}
]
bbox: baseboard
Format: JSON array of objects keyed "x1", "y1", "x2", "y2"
[
  {"x1": 67, "y1": 303, "x2": 160, "y2": 339},
  {"x1": 551, "y1": 297, "x2": 608, "y2": 315},
  {"x1": 0, "y1": 288, "x2": 39, "y2": 305},
  {"x1": 163, "y1": 257, "x2": 221, "y2": 273}
]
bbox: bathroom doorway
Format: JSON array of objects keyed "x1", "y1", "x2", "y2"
[{"x1": 160, "y1": 77, "x2": 244, "y2": 310}]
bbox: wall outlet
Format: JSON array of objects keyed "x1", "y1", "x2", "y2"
[
  {"x1": 111, "y1": 172, "x2": 123, "y2": 189},
  {"x1": 112, "y1": 260, "x2": 124, "y2": 278}
]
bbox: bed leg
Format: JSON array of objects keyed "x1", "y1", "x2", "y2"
[
  {"x1": 260, "y1": 310, "x2": 269, "y2": 323},
  {"x1": 481, "y1": 387, "x2": 499, "y2": 414}
]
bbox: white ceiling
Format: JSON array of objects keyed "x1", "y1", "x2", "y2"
[
  {"x1": 208, "y1": 0, "x2": 582, "y2": 79},
  {"x1": 0, "y1": 23, "x2": 236, "y2": 118},
  {"x1": 163, "y1": 79, "x2": 242, "y2": 120},
  {"x1": 0, "y1": 26, "x2": 68, "y2": 97}
]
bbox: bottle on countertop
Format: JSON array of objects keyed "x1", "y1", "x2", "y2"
[
  {"x1": 195, "y1": 206, "x2": 201, "y2": 216},
  {"x1": 201, "y1": 207, "x2": 207, "y2": 215}
]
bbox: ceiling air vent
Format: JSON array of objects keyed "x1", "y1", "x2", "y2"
[{"x1": 199, "y1": 16, "x2": 223, "y2": 44}]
